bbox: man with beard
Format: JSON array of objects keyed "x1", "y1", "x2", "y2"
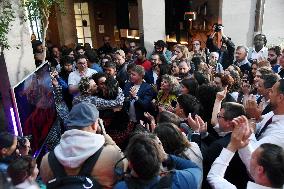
[
  {"x1": 239, "y1": 79, "x2": 284, "y2": 173},
  {"x1": 134, "y1": 47, "x2": 152, "y2": 72},
  {"x1": 267, "y1": 46, "x2": 281, "y2": 73},
  {"x1": 98, "y1": 36, "x2": 113, "y2": 55}
]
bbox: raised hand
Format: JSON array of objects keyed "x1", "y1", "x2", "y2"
[
  {"x1": 227, "y1": 116, "x2": 251, "y2": 152},
  {"x1": 130, "y1": 86, "x2": 138, "y2": 98},
  {"x1": 187, "y1": 113, "x2": 207, "y2": 133},
  {"x1": 244, "y1": 95, "x2": 262, "y2": 121},
  {"x1": 216, "y1": 86, "x2": 227, "y2": 102}
]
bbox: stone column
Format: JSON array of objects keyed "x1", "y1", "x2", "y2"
[
  {"x1": 221, "y1": 0, "x2": 257, "y2": 47},
  {"x1": 137, "y1": 0, "x2": 166, "y2": 57}
]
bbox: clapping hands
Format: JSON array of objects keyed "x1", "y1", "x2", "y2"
[
  {"x1": 227, "y1": 116, "x2": 252, "y2": 152},
  {"x1": 187, "y1": 113, "x2": 207, "y2": 133}
]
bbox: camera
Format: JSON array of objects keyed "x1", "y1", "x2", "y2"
[{"x1": 213, "y1": 23, "x2": 223, "y2": 32}]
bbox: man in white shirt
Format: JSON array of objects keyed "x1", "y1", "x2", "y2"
[
  {"x1": 68, "y1": 55, "x2": 97, "y2": 95},
  {"x1": 248, "y1": 34, "x2": 268, "y2": 62},
  {"x1": 240, "y1": 79, "x2": 284, "y2": 173},
  {"x1": 207, "y1": 116, "x2": 284, "y2": 189}
]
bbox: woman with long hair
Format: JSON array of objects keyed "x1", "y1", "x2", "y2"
[{"x1": 154, "y1": 123, "x2": 203, "y2": 169}]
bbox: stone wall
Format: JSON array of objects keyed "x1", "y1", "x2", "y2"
[
  {"x1": 262, "y1": 0, "x2": 284, "y2": 48},
  {"x1": 4, "y1": 0, "x2": 35, "y2": 87},
  {"x1": 222, "y1": 0, "x2": 257, "y2": 47}
]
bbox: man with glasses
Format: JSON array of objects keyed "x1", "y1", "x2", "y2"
[
  {"x1": 68, "y1": 55, "x2": 97, "y2": 95},
  {"x1": 189, "y1": 101, "x2": 249, "y2": 188}
]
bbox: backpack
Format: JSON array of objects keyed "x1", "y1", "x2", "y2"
[{"x1": 46, "y1": 147, "x2": 103, "y2": 189}]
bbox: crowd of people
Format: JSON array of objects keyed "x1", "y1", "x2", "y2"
[{"x1": 1, "y1": 25, "x2": 284, "y2": 189}]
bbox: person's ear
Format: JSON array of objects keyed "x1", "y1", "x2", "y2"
[
  {"x1": 92, "y1": 119, "x2": 99, "y2": 131},
  {"x1": 1, "y1": 148, "x2": 7, "y2": 155}
]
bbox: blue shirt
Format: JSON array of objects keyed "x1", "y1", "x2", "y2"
[{"x1": 114, "y1": 155, "x2": 202, "y2": 189}]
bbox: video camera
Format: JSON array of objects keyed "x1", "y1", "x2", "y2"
[{"x1": 213, "y1": 23, "x2": 223, "y2": 32}]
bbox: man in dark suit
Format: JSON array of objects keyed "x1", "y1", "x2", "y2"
[
  {"x1": 200, "y1": 102, "x2": 250, "y2": 189},
  {"x1": 234, "y1": 46, "x2": 251, "y2": 74},
  {"x1": 123, "y1": 65, "x2": 155, "y2": 123}
]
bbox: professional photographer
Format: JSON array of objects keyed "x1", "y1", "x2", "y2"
[
  {"x1": 0, "y1": 132, "x2": 31, "y2": 173},
  {"x1": 206, "y1": 24, "x2": 235, "y2": 69}
]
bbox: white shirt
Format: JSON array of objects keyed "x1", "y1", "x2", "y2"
[
  {"x1": 239, "y1": 111, "x2": 284, "y2": 171},
  {"x1": 208, "y1": 148, "x2": 282, "y2": 189},
  {"x1": 68, "y1": 68, "x2": 97, "y2": 86},
  {"x1": 249, "y1": 47, "x2": 268, "y2": 61},
  {"x1": 129, "y1": 85, "x2": 141, "y2": 122}
]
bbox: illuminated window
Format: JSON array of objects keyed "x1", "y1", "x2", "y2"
[{"x1": 74, "y1": 2, "x2": 92, "y2": 47}]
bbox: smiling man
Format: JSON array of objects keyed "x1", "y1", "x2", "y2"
[{"x1": 68, "y1": 55, "x2": 97, "y2": 95}]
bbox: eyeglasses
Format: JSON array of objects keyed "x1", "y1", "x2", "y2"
[
  {"x1": 217, "y1": 113, "x2": 225, "y2": 119},
  {"x1": 130, "y1": 46, "x2": 136, "y2": 48}
]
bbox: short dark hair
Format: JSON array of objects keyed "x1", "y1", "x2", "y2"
[
  {"x1": 8, "y1": 156, "x2": 36, "y2": 185},
  {"x1": 136, "y1": 47, "x2": 147, "y2": 56},
  {"x1": 261, "y1": 73, "x2": 279, "y2": 89},
  {"x1": 258, "y1": 143, "x2": 284, "y2": 188},
  {"x1": 75, "y1": 54, "x2": 88, "y2": 63},
  {"x1": 75, "y1": 45, "x2": 84, "y2": 52},
  {"x1": 85, "y1": 50, "x2": 98, "y2": 63},
  {"x1": 61, "y1": 56, "x2": 73, "y2": 65},
  {"x1": 126, "y1": 132, "x2": 163, "y2": 180},
  {"x1": 92, "y1": 72, "x2": 107, "y2": 84},
  {"x1": 222, "y1": 102, "x2": 245, "y2": 121},
  {"x1": 177, "y1": 94, "x2": 201, "y2": 116},
  {"x1": 268, "y1": 46, "x2": 281, "y2": 56},
  {"x1": 154, "y1": 40, "x2": 167, "y2": 48},
  {"x1": 104, "y1": 61, "x2": 116, "y2": 69},
  {"x1": 0, "y1": 132, "x2": 15, "y2": 149}
]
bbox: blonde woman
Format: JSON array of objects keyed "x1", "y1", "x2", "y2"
[
  {"x1": 171, "y1": 44, "x2": 190, "y2": 63},
  {"x1": 156, "y1": 74, "x2": 180, "y2": 111}
]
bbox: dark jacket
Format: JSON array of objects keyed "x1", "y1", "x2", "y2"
[
  {"x1": 114, "y1": 155, "x2": 202, "y2": 189},
  {"x1": 202, "y1": 133, "x2": 250, "y2": 189},
  {"x1": 123, "y1": 82, "x2": 155, "y2": 122},
  {"x1": 206, "y1": 37, "x2": 235, "y2": 69},
  {"x1": 117, "y1": 63, "x2": 129, "y2": 89}
]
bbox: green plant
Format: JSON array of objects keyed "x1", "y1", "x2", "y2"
[
  {"x1": 0, "y1": 0, "x2": 15, "y2": 51},
  {"x1": 23, "y1": 0, "x2": 65, "y2": 60}
]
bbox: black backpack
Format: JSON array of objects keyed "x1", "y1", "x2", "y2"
[{"x1": 46, "y1": 147, "x2": 103, "y2": 189}]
